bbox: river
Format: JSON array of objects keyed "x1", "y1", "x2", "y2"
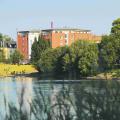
[{"x1": 0, "y1": 76, "x2": 120, "y2": 120}]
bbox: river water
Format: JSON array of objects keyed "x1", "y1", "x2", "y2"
[{"x1": 0, "y1": 76, "x2": 120, "y2": 120}]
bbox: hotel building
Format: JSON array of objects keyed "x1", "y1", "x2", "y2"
[
  {"x1": 17, "y1": 28, "x2": 101, "y2": 60},
  {"x1": 17, "y1": 30, "x2": 41, "y2": 59}
]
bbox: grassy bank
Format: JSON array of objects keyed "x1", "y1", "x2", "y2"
[
  {"x1": 88, "y1": 69, "x2": 120, "y2": 80},
  {"x1": 0, "y1": 63, "x2": 37, "y2": 76}
]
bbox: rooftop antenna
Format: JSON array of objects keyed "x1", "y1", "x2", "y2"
[{"x1": 51, "y1": 21, "x2": 53, "y2": 29}]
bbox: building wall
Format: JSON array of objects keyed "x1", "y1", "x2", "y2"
[
  {"x1": 17, "y1": 29, "x2": 101, "y2": 60},
  {"x1": 48, "y1": 30, "x2": 101, "y2": 48},
  {"x1": 17, "y1": 31, "x2": 42, "y2": 59},
  {"x1": 17, "y1": 32, "x2": 28, "y2": 59}
]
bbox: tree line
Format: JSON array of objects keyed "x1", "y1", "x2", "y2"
[
  {"x1": 31, "y1": 18, "x2": 120, "y2": 77},
  {"x1": 0, "y1": 33, "x2": 23, "y2": 64}
]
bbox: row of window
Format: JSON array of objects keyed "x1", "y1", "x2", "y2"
[{"x1": 54, "y1": 31, "x2": 89, "y2": 34}]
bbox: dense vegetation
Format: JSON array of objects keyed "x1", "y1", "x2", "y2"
[
  {"x1": 36, "y1": 41, "x2": 98, "y2": 77},
  {"x1": 0, "y1": 33, "x2": 24, "y2": 64},
  {"x1": 99, "y1": 18, "x2": 120, "y2": 72},
  {"x1": 31, "y1": 36, "x2": 50, "y2": 63},
  {"x1": 9, "y1": 50, "x2": 24, "y2": 64},
  {"x1": 0, "y1": 49, "x2": 5, "y2": 62},
  {"x1": 0, "y1": 33, "x2": 13, "y2": 47},
  {"x1": 30, "y1": 18, "x2": 120, "y2": 77},
  {"x1": 111, "y1": 18, "x2": 120, "y2": 34},
  {"x1": 0, "y1": 33, "x2": 13, "y2": 62}
]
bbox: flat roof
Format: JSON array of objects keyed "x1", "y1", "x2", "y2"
[
  {"x1": 42, "y1": 28, "x2": 91, "y2": 32},
  {"x1": 17, "y1": 29, "x2": 41, "y2": 33},
  {"x1": 17, "y1": 28, "x2": 91, "y2": 33}
]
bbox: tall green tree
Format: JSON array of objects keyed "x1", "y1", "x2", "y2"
[
  {"x1": 63, "y1": 40, "x2": 99, "y2": 76},
  {"x1": 0, "y1": 33, "x2": 13, "y2": 47},
  {"x1": 111, "y1": 18, "x2": 120, "y2": 34},
  {"x1": 0, "y1": 33, "x2": 2, "y2": 40},
  {"x1": 36, "y1": 40, "x2": 98, "y2": 76},
  {"x1": 0, "y1": 33, "x2": 3, "y2": 47},
  {"x1": 0, "y1": 49, "x2": 5, "y2": 62},
  {"x1": 31, "y1": 36, "x2": 50, "y2": 63},
  {"x1": 99, "y1": 18, "x2": 120, "y2": 71},
  {"x1": 36, "y1": 46, "x2": 68, "y2": 73},
  {"x1": 99, "y1": 33, "x2": 120, "y2": 71}
]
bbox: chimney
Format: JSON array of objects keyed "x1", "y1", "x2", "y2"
[{"x1": 51, "y1": 21, "x2": 53, "y2": 29}]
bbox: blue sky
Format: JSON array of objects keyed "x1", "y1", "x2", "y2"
[{"x1": 0, "y1": 0, "x2": 120, "y2": 40}]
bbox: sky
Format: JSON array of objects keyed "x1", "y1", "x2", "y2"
[{"x1": 0, "y1": 0, "x2": 120, "y2": 40}]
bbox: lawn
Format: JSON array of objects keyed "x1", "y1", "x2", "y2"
[{"x1": 0, "y1": 63, "x2": 37, "y2": 76}]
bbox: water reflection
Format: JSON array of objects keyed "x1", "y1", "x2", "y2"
[
  {"x1": 16, "y1": 77, "x2": 33, "y2": 120},
  {"x1": 0, "y1": 77, "x2": 33, "y2": 120},
  {"x1": 0, "y1": 77, "x2": 120, "y2": 120}
]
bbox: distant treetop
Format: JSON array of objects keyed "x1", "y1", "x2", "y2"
[
  {"x1": 0, "y1": 33, "x2": 13, "y2": 41},
  {"x1": 111, "y1": 18, "x2": 120, "y2": 34}
]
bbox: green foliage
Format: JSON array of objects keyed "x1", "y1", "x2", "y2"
[
  {"x1": 63, "y1": 41, "x2": 99, "y2": 76},
  {"x1": 31, "y1": 36, "x2": 50, "y2": 63},
  {"x1": 0, "y1": 33, "x2": 13, "y2": 47},
  {"x1": 37, "y1": 46, "x2": 68, "y2": 73},
  {"x1": 0, "y1": 33, "x2": 3, "y2": 47},
  {"x1": 35, "y1": 18, "x2": 120, "y2": 77},
  {"x1": 0, "y1": 49, "x2": 5, "y2": 62},
  {"x1": 10, "y1": 50, "x2": 24, "y2": 64},
  {"x1": 0, "y1": 33, "x2": 2, "y2": 40},
  {"x1": 111, "y1": 18, "x2": 120, "y2": 34},
  {"x1": 62, "y1": 53, "x2": 72, "y2": 72},
  {"x1": 99, "y1": 33, "x2": 120, "y2": 71},
  {"x1": 36, "y1": 40, "x2": 98, "y2": 77}
]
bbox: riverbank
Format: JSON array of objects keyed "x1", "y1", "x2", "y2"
[
  {"x1": 0, "y1": 63, "x2": 37, "y2": 76},
  {"x1": 0, "y1": 63, "x2": 120, "y2": 80},
  {"x1": 88, "y1": 69, "x2": 120, "y2": 80}
]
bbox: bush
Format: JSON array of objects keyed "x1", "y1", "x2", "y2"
[
  {"x1": 36, "y1": 46, "x2": 68, "y2": 73},
  {"x1": 10, "y1": 50, "x2": 24, "y2": 64},
  {"x1": 63, "y1": 40, "x2": 99, "y2": 76}
]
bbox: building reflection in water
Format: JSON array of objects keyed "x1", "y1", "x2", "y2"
[
  {"x1": 16, "y1": 77, "x2": 33, "y2": 118},
  {"x1": 0, "y1": 77, "x2": 33, "y2": 119}
]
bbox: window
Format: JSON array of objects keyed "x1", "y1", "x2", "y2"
[
  {"x1": 60, "y1": 42, "x2": 63, "y2": 45},
  {"x1": 22, "y1": 41, "x2": 25, "y2": 46},
  {"x1": 21, "y1": 33, "x2": 26, "y2": 37},
  {"x1": 30, "y1": 40, "x2": 32, "y2": 45},
  {"x1": 65, "y1": 34, "x2": 67, "y2": 38},
  {"x1": 60, "y1": 36, "x2": 63, "y2": 39},
  {"x1": 55, "y1": 31, "x2": 59, "y2": 33},
  {"x1": 65, "y1": 39, "x2": 67, "y2": 43},
  {"x1": 22, "y1": 37, "x2": 25, "y2": 41}
]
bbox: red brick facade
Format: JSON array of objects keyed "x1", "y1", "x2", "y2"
[
  {"x1": 17, "y1": 32, "x2": 29, "y2": 59},
  {"x1": 17, "y1": 28, "x2": 101, "y2": 59},
  {"x1": 42, "y1": 29, "x2": 101, "y2": 48}
]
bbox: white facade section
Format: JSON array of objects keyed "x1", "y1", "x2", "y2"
[
  {"x1": 28, "y1": 32, "x2": 41, "y2": 59},
  {"x1": 63, "y1": 31, "x2": 69, "y2": 45}
]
